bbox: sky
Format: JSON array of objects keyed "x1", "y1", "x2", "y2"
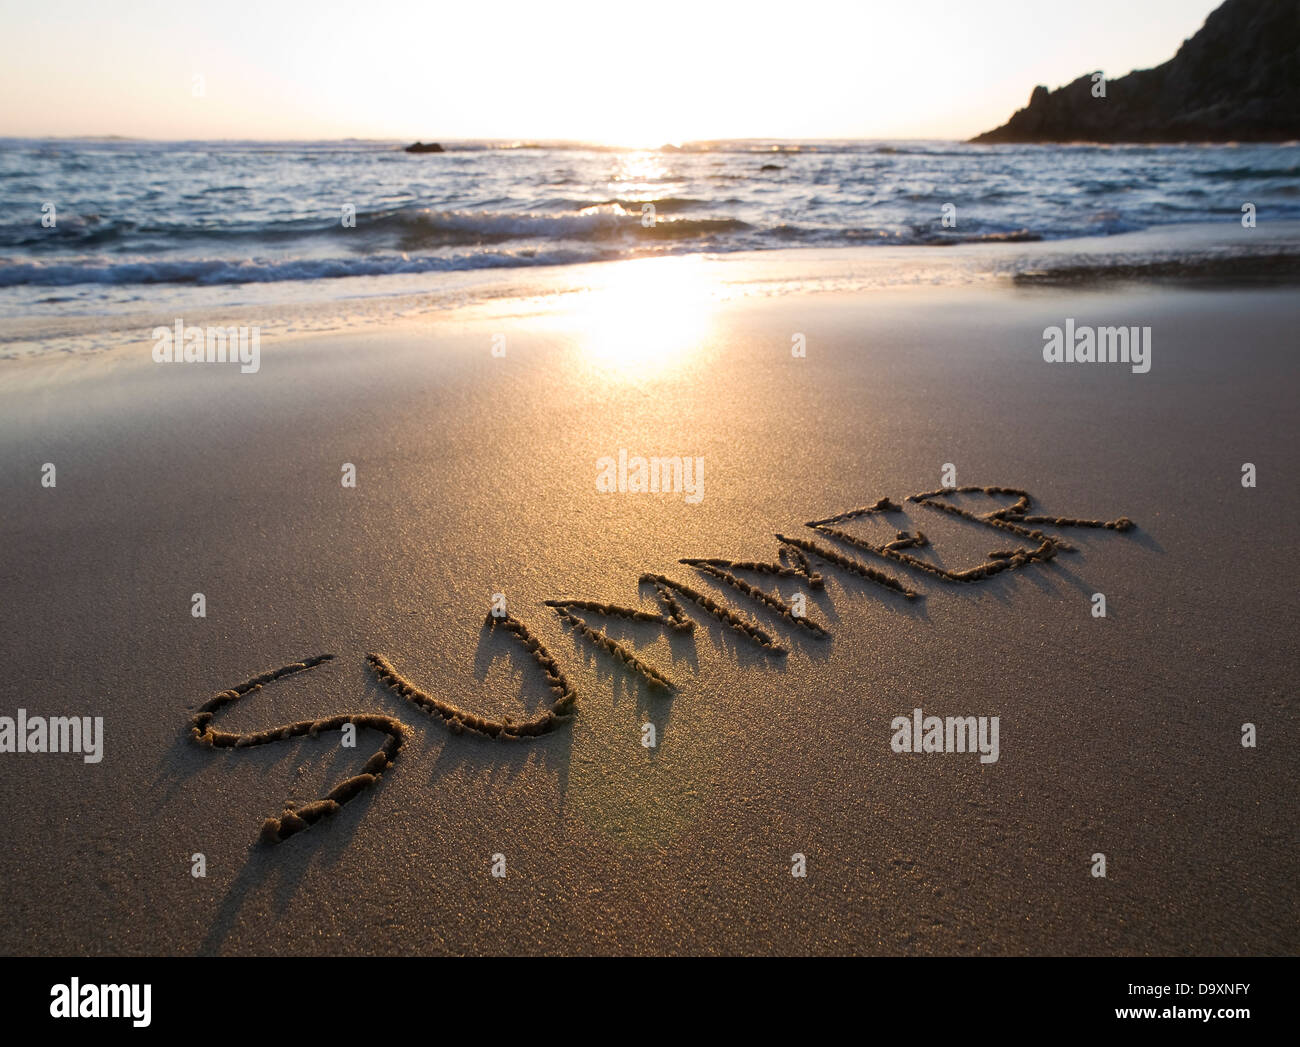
[{"x1": 0, "y1": 0, "x2": 1224, "y2": 142}]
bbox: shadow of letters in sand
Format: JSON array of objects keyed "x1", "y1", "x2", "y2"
[{"x1": 187, "y1": 485, "x2": 1135, "y2": 844}]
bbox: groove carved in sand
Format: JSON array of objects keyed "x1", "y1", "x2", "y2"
[
  {"x1": 775, "y1": 533, "x2": 921, "y2": 598},
  {"x1": 545, "y1": 603, "x2": 678, "y2": 691},
  {"x1": 186, "y1": 484, "x2": 1136, "y2": 846},
  {"x1": 907, "y1": 485, "x2": 1134, "y2": 554},
  {"x1": 188, "y1": 654, "x2": 408, "y2": 845},
  {"x1": 638, "y1": 573, "x2": 790, "y2": 654},
  {"x1": 680, "y1": 556, "x2": 831, "y2": 638},
  {"x1": 806, "y1": 485, "x2": 1134, "y2": 582},
  {"x1": 367, "y1": 611, "x2": 578, "y2": 739}
]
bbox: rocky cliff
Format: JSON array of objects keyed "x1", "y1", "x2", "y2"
[{"x1": 971, "y1": 0, "x2": 1299, "y2": 143}]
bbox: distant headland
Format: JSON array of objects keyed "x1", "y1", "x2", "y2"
[{"x1": 971, "y1": 0, "x2": 1299, "y2": 144}]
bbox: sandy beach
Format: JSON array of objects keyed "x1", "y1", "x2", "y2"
[{"x1": 1, "y1": 246, "x2": 1295, "y2": 955}]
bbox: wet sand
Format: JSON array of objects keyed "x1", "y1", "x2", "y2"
[{"x1": 0, "y1": 258, "x2": 1296, "y2": 954}]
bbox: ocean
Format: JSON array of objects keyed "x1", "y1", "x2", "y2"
[{"x1": 2, "y1": 137, "x2": 1297, "y2": 352}]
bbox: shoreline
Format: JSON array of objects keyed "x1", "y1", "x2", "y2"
[{"x1": 5, "y1": 220, "x2": 1300, "y2": 362}]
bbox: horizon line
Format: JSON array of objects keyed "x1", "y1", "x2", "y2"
[{"x1": 0, "y1": 134, "x2": 974, "y2": 145}]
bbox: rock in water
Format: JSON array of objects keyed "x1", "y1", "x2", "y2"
[
  {"x1": 404, "y1": 141, "x2": 445, "y2": 153},
  {"x1": 971, "y1": 0, "x2": 1299, "y2": 144}
]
